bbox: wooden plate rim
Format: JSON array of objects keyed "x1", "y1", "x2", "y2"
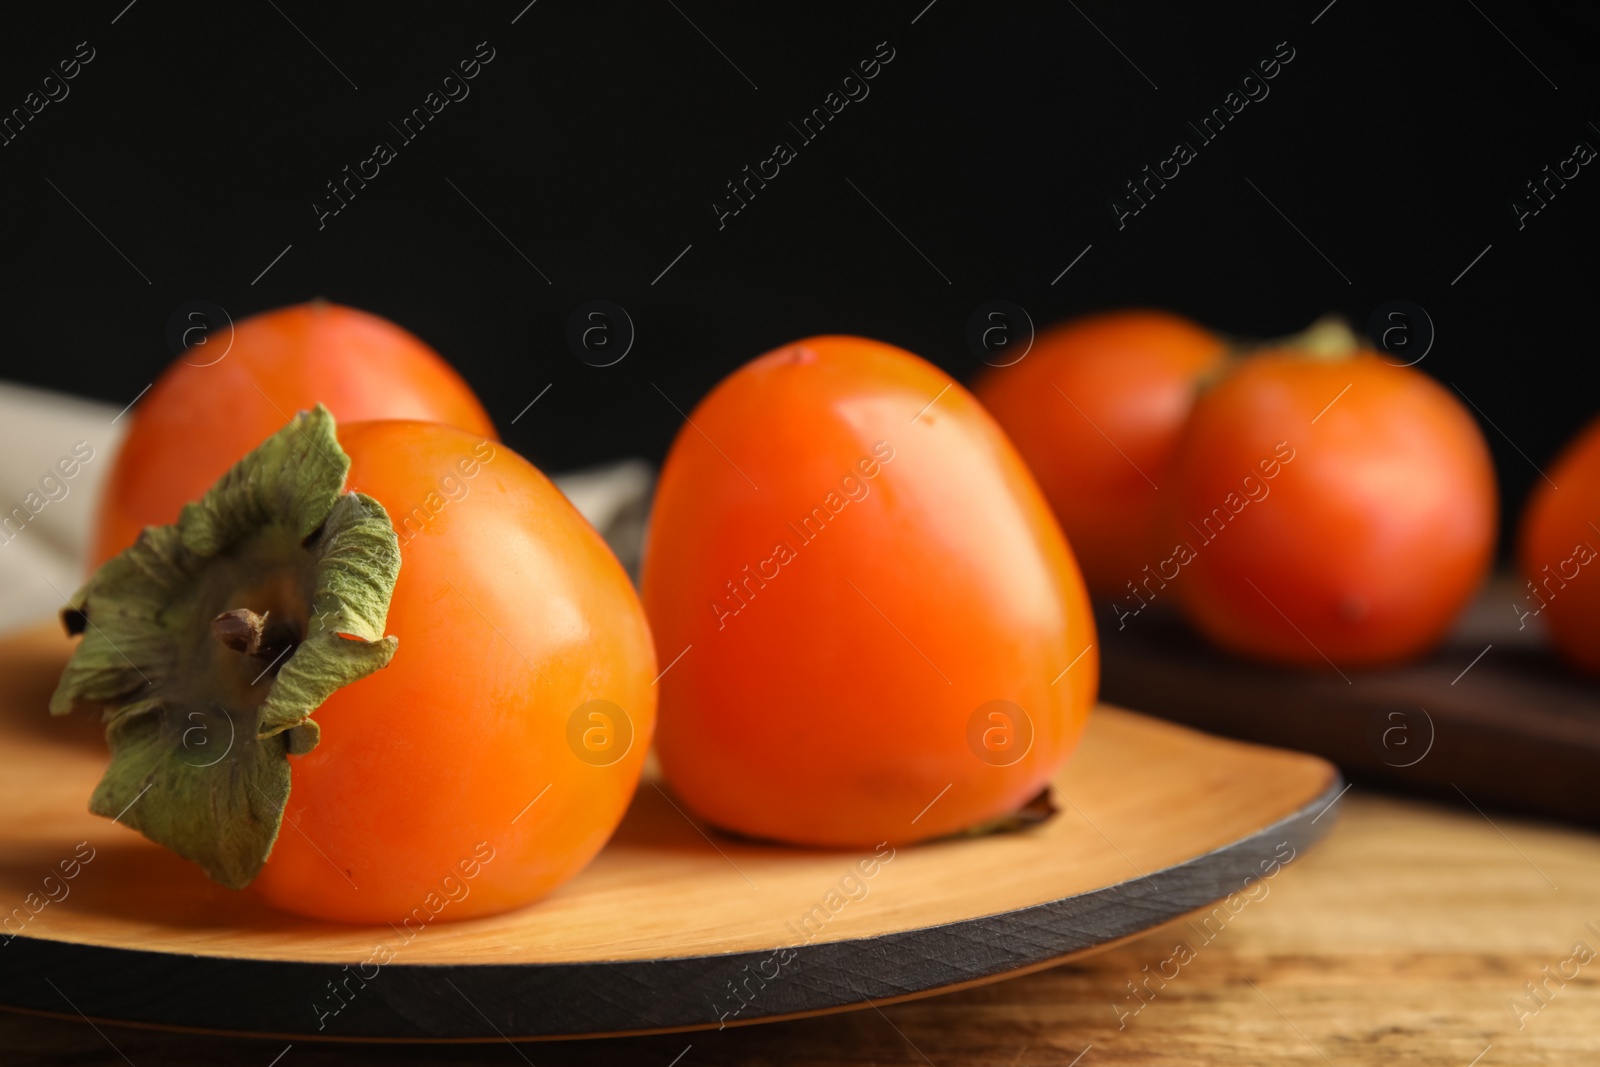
[{"x1": 0, "y1": 771, "x2": 1342, "y2": 1042}]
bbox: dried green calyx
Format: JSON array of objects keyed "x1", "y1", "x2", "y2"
[
  {"x1": 1283, "y1": 315, "x2": 1361, "y2": 359},
  {"x1": 50, "y1": 405, "x2": 400, "y2": 889}
]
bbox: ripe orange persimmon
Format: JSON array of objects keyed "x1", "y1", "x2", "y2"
[
  {"x1": 641, "y1": 336, "x2": 1098, "y2": 847},
  {"x1": 54, "y1": 409, "x2": 654, "y2": 923},
  {"x1": 1164, "y1": 322, "x2": 1496, "y2": 668},
  {"x1": 974, "y1": 310, "x2": 1227, "y2": 596},
  {"x1": 1518, "y1": 413, "x2": 1600, "y2": 673},
  {"x1": 93, "y1": 302, "x2": 494, "y2": 567}
]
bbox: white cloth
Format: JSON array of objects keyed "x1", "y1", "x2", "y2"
[{"x1": 0, "y1": 381, "x2": 125, "y2": 632}]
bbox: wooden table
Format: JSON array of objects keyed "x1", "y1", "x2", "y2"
[{"x1": 6, "y1": 790, "x2": 1597, "y2": 1065}]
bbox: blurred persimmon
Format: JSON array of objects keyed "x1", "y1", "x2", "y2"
[
  {"x1": 1164, "y1": 320, "x2": 1496, "y2": 669},
  {"x1": 93, "y1": 302, "x2": 495, "y2": 567},
  {"x1": 974, "y1": 310, "x2": 1228, "y2": 596},
  {"x1": 1518, "y1": 413, "x2": 1600, "y2": 674}
]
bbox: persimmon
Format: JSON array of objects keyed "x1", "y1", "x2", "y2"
[
  {"x1": 640, "y1": 336, "x2": 1097, "y2": 847},
  {"x1": 53, "y1": 409, "x2": 654, "y2": 923},
  {"x1": 1163, "y1": 320, "x2": 1496, "y2": 668},
  {"x1": 93, "y1": 301, "x2": 494, "y2": 567},
  {"x1": 1518, "y1": 413, "x2": 1600, "y2": 673},
  {"x1": 973, "y1": 310, "x2": 1228, "y2": 595}
]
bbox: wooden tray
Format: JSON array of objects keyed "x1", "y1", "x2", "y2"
[
  {"x1": 1100, "y1": 576, "x2": 1600, "y2": 826},
  {"x1": 0, "y1": 623, "x2": 1340, "y2": 1042}
]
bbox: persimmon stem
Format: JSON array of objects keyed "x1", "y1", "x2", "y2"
[{"x1": 211, "y1": 608, "x2": 267, "y2": 656}]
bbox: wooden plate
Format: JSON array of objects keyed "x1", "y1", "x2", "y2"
[{"x1": 0, "y1": 624, "x2": 1340, "y2": 1042}]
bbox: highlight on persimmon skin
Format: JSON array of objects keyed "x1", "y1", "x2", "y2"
[
  {"x1": 1164, "y1": 336, "x2": 1497, "y2": 670},
  {"x1": 641, "y1": 335, "x2": 1098, "y2": 850},
  {"x1": 92, "y1": 301, "x2": 495, "y2": 567},
  {"x1": 974, "y1": 309, "x2": 1228, "y2": 597},
  {"x1": 1517, "y1": 412, "x2": 1600, "y2": 674}
]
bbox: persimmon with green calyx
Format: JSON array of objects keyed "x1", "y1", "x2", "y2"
[
  {"x1": 93, "y1": 301, "x2": 495, "y2": 567},
  {"x1": 641, "y1": 336, "x2": 1098, "y2": 848},
  {"x1": 974, "y1": 309, "x2": 1229, "y2": 597},
  {"x1": 1518, "y1": 412, "x2": 1600, "y2": 674},
  {"x1": 1164, "y1": 318, "x2": 1497, "y2": 669},
  {"x1": 53, "y1": 406, "x2": 655, "y2": 923}
]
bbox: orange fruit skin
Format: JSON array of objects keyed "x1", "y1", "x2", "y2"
[
  {"x1": 250, "y1": 421, "x2": 656, "y2": 923},
  {"x1": 1518, "y1": 413, "x2": 1600, "y2": 674},
  {"x1": 1166, "y1": 350, "x2": 1497, "y2": 669},
  {"x1": 974, "y1": 310, "x2": 1227, "y2": 597},
  {"x1": 93, "y1": 302, "x2": 495, "y2": 567},
  {"x1": 641, "y1": 336, "x2": 1098, "y2": 848}
]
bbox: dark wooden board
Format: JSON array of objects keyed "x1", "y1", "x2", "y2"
[{"x1": 1101, "y1": 575, "x2": 1600, "y2": 825}]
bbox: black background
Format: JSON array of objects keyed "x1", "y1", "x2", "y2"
[{"x1": 1, "y1": 1, "x2": 1594, "y2": 554}]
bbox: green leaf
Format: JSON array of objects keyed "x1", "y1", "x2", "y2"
[{"x1": 49, "y1": 405, "x2": 400, "y2": 889}]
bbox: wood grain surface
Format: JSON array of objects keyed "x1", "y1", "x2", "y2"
[
  {"x1": 0, "y1": 622, "x2": 1338, "y2": 1041},
  {"x1": 1100, "y1": 576, "x2": 1600, "y2": 825},
  {"x1": 6, "y1": 791, "x2": 1598, "y2": 1064}
]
